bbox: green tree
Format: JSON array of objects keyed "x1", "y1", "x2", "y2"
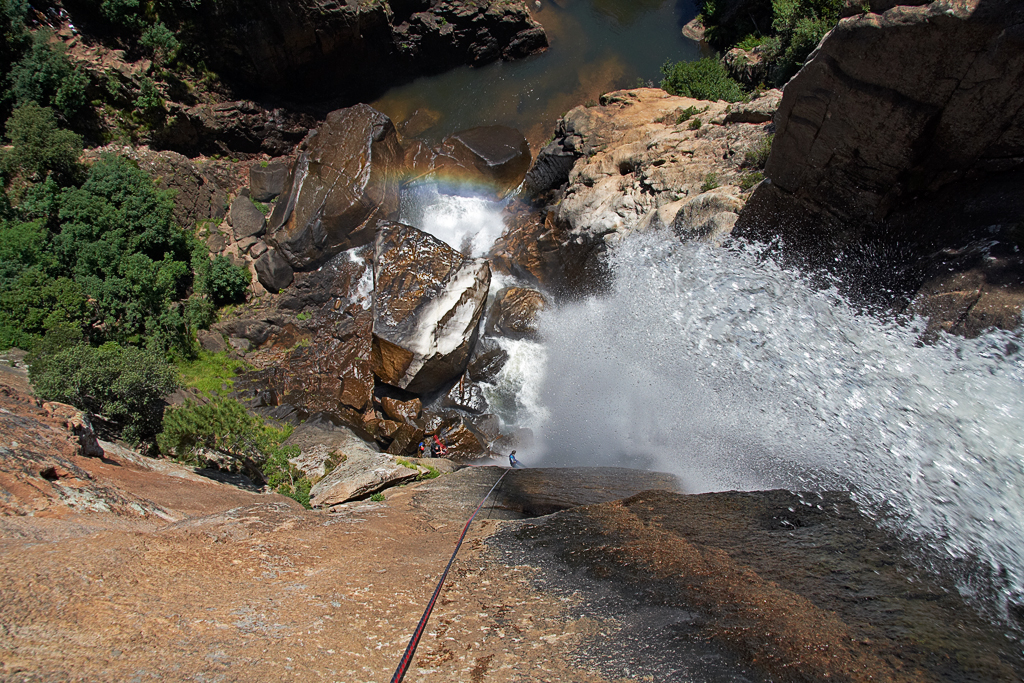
[
  {"x1": 8, "y1": 31, "x2": 89, "y2": 118},
  {"x1": 29, "y1": 341, "x2": 178, "y2": 442},
  {"x1": 140, "y1": 22, "x2": 180, "y2": 64},
  {"x1": 2, "y1": 103, "x2": 83, "y2": 179},
  {"x1": 205, "y1": 255, "x2": 250, "y2": 305}
]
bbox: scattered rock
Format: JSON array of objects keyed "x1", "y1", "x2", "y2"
[
  {"x1": 249, "y1": 161, "x2": 289, "y2": 201},
  {"x1": 228, "y1": 195, "x2": 267, "y2": 241},
  {"x1": 371, "y1": 222, "x2": 491, "y2": 394},
  {"x1": 254, "y1": 249, "x2": 295, "y2": 293},
  {"x1": 266, "y1": 105, "x2": 404, "y2": 270},
  {"x1": 196, "y1": 330, "x2": 227, "y2": 354}
]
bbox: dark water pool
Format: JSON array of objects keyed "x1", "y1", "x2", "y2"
[{"x1": 371, "y1": 0, "x2": 701, "y2": 150}]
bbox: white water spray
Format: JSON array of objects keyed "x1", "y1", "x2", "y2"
[{"x1": 520, "y1": 231, "x2": 1024, "y2": 608}]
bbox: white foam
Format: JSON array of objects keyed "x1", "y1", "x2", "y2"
[{"x1": 399, "y1": 184, "x2": 508, "y2": 257}]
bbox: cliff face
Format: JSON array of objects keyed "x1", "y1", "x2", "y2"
[
  {"x1": 735, "y1": 0, "x2": 1024, "y2": 333},
  {"x1": 193, "y1": 0, "x2": 548, "y2": 99}
]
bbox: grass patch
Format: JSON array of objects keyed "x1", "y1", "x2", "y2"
[
  {"x1": 175, "y1": 350, "x2": 251, "y2": 396},
  {"x1": 396, "y1": 458, "x2": 442, "y2": 480},
  {"x1": 739, "y1": 171, "x2": 765, "y2": 190},
  {"x1": 689, "y1": 117, "x2": 703, "y2": 130},
  {"x1": 701, "y1": 172, "x2": 720, "y2": 192},
  {"x1": 370, "y1": 492, "x2": 385, "y2": 502},
  {"x1": 675, "y1": 105, "x2": 706, "y2": 124},
  {"x1": 744, "y1": 133, "x2": 774, "y2": 169},
  {"x1": 249, "y1": 197, "x2": 271, "y2": 215}
]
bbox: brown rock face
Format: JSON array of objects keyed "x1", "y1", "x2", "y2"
[
  {"x1": 432, "y1": 126, "x2": 533, "y2": 197},
  {"x1": 509, "y1": 88, "x2": 780, "y2": 297},
  {"x1": 381, "y1": 397, "x2": 422, "y2": 424},
  {"x1": 153, "y1": 101, "x2": 316, "y2": 158},
  {"x1": 734, "y1": 0, "x2": 1024, "y2": 335},
  {"x1": 486, "y1": 286, "x2": 546, "y2": 339},
  {"x1": 191, "y1": 0, "x2": 547, "y2": 100},
  {"x1": 266, "y1": 105, "x2": 404, "y2": 270},
  {"x1": 372, "y1": 222, "x2": 491, "y2": 394}
]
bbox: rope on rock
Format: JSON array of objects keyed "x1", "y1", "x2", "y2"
[{"x1": 390, "y1": 465, "x2": 513, "y2": 683}]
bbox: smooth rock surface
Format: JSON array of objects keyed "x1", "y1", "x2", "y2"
[
  {"x1": 372, "y1": 222, "x2": 491, "y2": 394},
  {"x1": 249, "y1": 161, "x2": 289, "y2": 201},
  {"x1": 266, "y1": 105, "x2": 403, "y2": 270},
  {"x1": 228, "y1": 195, "x2": 266, "y2": 241},
  {"x1": 308, "y1": 450, "x2": 419, "y2": 508},
  {"x1": 486, "y1": 286, "x2": 546, "y2": 339},
  {"x1": 254, "y1": 249, "x2": 294, "y2": 293},
  {"x1": 432, "y1": 126, "x2": 533, "y2": 197}
]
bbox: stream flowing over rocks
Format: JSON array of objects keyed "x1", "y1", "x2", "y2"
[{"x1": 3, "y1": 0, "x2": 1024, "y2": 680}]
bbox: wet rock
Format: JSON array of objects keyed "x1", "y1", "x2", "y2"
[
  {"x1": 371, "y1": 222, "x2": 491, "y2": 394},
  {"x1": 434, "y1": 414, "x2": 490, "y2": 461},
  {"x1": 486, "y1": 286, "x2": 546, "y2": 339},
  {"x1": 384, "y1": 423, "x2": 425, "y2": 456},
  {"x1": 441, "y1": 379, "x2": 489, "y2": 415},
  {"x1": 266, "y1": 105, "x2": 404, "y2": 270},
  {"x1": 638, "y1": 190, "x2": 745, "y2": 243},
  {"x1": 309, "y1": 451, "x2": 419, "y2": 508},
  {"x1": 249, "y1": 161, "x2": 289, "y2": 202},
  {"x1": 228, "y1": 195, "x2": 267, "y2": 241},
  {"x1": 493, "y1": 488, "x2": 1024, "y2": 682},
  {"x1": 467, "y1": 342, "x2": 508, "y2": 383},
  {"x1": 433, "y1": 126, "x2": 533, "y2": 197},
  {"x1": 381, "y1": 397, "x2": 422, "y2": 424},
  {"x1": 254, "y1": 249, "x2": 294, "y2": 293}
]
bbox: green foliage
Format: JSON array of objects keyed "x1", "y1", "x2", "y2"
[
  {"x1": 30, "y1": 341, "x2": 178, "y2": 442},
  {"x1": 8, "y1": 31, "x2": 89, "y2": 118},
  {"x1": 660, "y1": 57, "x2": 744, "y2": 103},
  {"x1": 249, "y1": 197, "x2": 270, "y2": 215},
  {"x1": 744, "y1": 133, "x2": 774, "y2": 169},
  {"x1": 675, "y1": 105, "x2": 703, "y2": 124},
  {"x1": 53, "y1": 155, "x2": 195, "y2": 354},
  {"x1": 134, "y1": 78, "x2": 164, "y2": 111},
  {"x1": 295, "y1": 311, "x2": 311, "y2": 321},
  {"x1": 140, "y1": 22, "x2": 179, "y2": 64},
  {"x1": 200, "y1": 255, "x2": 250, "y2": 306},
  {"x1": 157, "y1": 397, "x2": 311, "y2": 507},
  {"x1": 174, "y1": 349, "x2": 249, "y2": 395},
  {"x1": 736, "y1": 33, "x2": 767, "y2": 51},
  {"x1": 701, "y1": 172, "x2": 720, "y2": 192},
  {"x1": 688, "y1": 117, "x2": 703, "y2": 130},
  {"x1": 739, "y1": 171, "x2": 765, "y2": 190},
  {"x1": 2, "y1": 103, "x2": 83, "y2": 179},
  {"x1": 370, "y1": 492, "x2": 385, "y2": 502}
]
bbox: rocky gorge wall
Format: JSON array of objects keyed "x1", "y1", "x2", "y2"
[{"x1": 735, "y1": 0, "x2": 1024, "y2": 336}]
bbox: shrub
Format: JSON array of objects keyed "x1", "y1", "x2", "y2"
[
  {"x1": 689, "y1": 117, "x2": 703, "y2": 130},
  {"x1": 157, "y1": 397, "x2": 310, "y2": 507},
  {"x1": 739, "y1": 171, "x2": 765, "y2": 190},
  {"x1": 370, "y1": 492, "x2": 385, "y2": 502},
  {"x1": 701, "y1": 172, "x2": 720, "y2": 192},
  {"x1": 30, "y1": 341, "x2": 178, "y2": 442},
  {"x1": 660, "y1": 57, "x2": 744, "y2": 103},
  {"x1": 744, "y1": 133, "x2": 774, "y2": 169},
  {"x1": 204, "y1": 255, "x2": 250, "y2": 306},
  {"x1": 140, "y1": 22, "x2": 179, "y2": 64},
  {"x1": 2, "y1": 103, "x2": 83, "y2": 178},
  {"x1": 134, "y1": 78, "x2": 163, "y2": 111}
]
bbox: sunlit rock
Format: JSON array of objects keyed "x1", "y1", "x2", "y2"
[
  {"x1": 309, "y1": 450, "x2": 419, "y2": 508},
  {"x1": 381, "y1": 397, "x2": 422, "y2": 424},
  {"x1": 266, "y1": 104, "x2": 403, "y2": 270},
  {"x1": 372, "y1": 222, "x2": 491, "y2": 394},
  {"x1": 441, "y1": 378, "x2": 489, "y2": 415},
  {"x1": 254, "y1": 248, "x2": 294, "y2": 293}
]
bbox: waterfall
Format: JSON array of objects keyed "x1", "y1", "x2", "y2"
[{"x1": 403, "y1": 186, "x2": 1024, "y2": 621}]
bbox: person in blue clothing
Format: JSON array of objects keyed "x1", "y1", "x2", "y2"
[{"x1": 508, "y1": 450, "x2": 522, "y2": 468}]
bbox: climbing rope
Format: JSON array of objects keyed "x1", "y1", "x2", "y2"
[{"x1": 390, "y1": 465, "x2": 513, "y2": 683}]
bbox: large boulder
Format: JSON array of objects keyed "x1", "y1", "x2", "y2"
[
  {"x1": 265, "y1": 105, "x2": 404, "y2": 271},
  {"x1": 431, "y1": 126, "x2": 533, "y2": 197},
  {"x1": 249, "y1": 161, "x2": 289, "y2": 202},
  {"x1": 371, "y1": 222, "x2": 491, "y2": 394},
  {"x1": 254, "y1": 249, "x2": 294, "y2": 293},
  {"x1": 308, "y1": 451, "x2": 418, "y2": 508},
  {"x1": 228, "y1": 195, "x2": 266, "y2": 241}
]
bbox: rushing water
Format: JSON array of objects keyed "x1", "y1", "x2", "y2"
[
  {"x1": 401, "y1": 186, "x2": 1024, "y2": 623},
  {"x1": 372, "y1": 0, "x2": 702, "y2": 149}
]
